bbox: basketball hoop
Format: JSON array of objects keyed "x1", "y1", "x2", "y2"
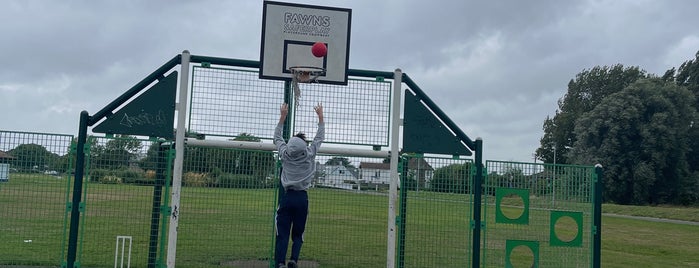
[{"x1": 289, "y1": 66, "x2": 325, "y2": 108}]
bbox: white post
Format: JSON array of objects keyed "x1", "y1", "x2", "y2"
[
  {"x1": 387, "y1": 68, "x2": 402, "y2": 268},
  {"x1": 114, "y1": 236, "x2": 132, "y2": 268},
  {"x1": 167, "y1": 50, "x2": 191, "y2": 267},
  {"x1": 552, "y1": 144, "x2": 556, "y2": 208}
]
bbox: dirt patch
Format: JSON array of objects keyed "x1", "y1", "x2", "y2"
[{"x1": 221, "y1": 260, "x2": 320, "y2": 267}]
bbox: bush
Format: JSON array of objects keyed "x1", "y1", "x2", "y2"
[
  {"x1": 183, "y1": 172, "x2": 209, "y2": 187},
  {"x1": 218, "y1": 174, "x2": 256, "y2": 188},
  {"x1": 89, "y1": 169, "x2": 110, "y2": 182},
  {"x1": 100, "y1": 175, "x2": 122, "y2": 184},
  {"x1": 89, "y1": 168, "x2": 154, "y2": 185},
  {"x1": 115, "y1": 168, "x2": 145, "y2": 184}
]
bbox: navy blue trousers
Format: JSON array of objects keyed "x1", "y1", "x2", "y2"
[{"x1": 275, "y1": 189, "x2": 308, "y2": 265}]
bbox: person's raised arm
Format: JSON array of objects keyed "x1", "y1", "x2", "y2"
[
  {"x1": 279, "y1": 103, "x2": 289, "y2": 125},
  {"x1": 274, "y1": 103, "x2": 289, "y2": 150},
  {"x1": 310, "y1": 103, "x2": 325, "y2": 154},
  {"x1": 314, "y1": 103, "x2": 323, "y2": 124}
]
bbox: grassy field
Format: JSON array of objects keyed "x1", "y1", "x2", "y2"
[
  {"x1": 1, "y1": 174, "x2": 699, "y2": 267},
  {"x1": 603, "y1": 203, "x2": 699, "y2": 222}
]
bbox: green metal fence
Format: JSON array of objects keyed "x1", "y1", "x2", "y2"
[
  {"x1": 483, "y1": 160, "x2": 596, "y2": 268},
  {"x1": 398, "y1": 155, "x2": 474, "y2": 268},
  {"x1": 1, "y1": 54, "x2": 602, "y2": 267},
  {"x1": 174, "y1": 145, "x2": 394, "y2": 267},
  {"x1": 188, "y1": 65, "x2": 392, "y2": 147},
  {"x1": 0, "y1": 130, "x2": 74, "y2": 266},
  {"x1": 174, "y1": 145, "x2": 277, "y2": 267},
  {"x1": 77, "y1": 136, "x2": 172, "y2": 267},
  {"x1": 302, "y1": 154, "x2": 393, "y2": 267}
]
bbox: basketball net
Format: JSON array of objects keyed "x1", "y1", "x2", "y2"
[
  {"x1": 289, "y1": 66, "x2": 324, "y2": 109},
  {"x1": 290, "y1": 71, "x2": 308, "y2": 109}
]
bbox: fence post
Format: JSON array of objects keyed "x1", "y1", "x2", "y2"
[
  {"x1": 397, "y1": 156, "x2": 407, "y2": 268},
  {"x1": 167, "y1": 50, "x2": 191, "y2": 267},
  {"x1": 593, "y1": 164, "x2": 603, "y2": 268},
  {"x1": 386, "y1": 68, "x2": 403, "y2": 268},
  {"x1": 471, "y1": 138, "x2": 483, "y2": 268},
  {"x1": 147, "y1": 142, "x2": 168, "y2": 267},
  {"x1": 66, "y1": 111, "x2": 90, "y2": 267}
]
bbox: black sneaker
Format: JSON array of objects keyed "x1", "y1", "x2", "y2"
[
  {"x1": 277, "y1": 263, "x2": 287, "y2": 268},
  {"x1": 287, "y1": 260, "x2": 298, "y2": 268}
]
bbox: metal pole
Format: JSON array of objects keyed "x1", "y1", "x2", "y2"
[
  {"x1": 167, "y1": 50, "x2": 190, "y2": 267},
  {"x1": 471, "y1": 138, "x2": 483, "y2": 268},
  {"x1": 397, "y1": 158, "x2": 407, "y2": 268},
  {"x1": 147, "y1": 142, "x2": 167, "y2": 267},
  {"x1": 593, "y1": 164, "x2": 603, "y2": 268},
  {"x1": 553, "y1": 144, "x2": 556, "y2": 207},
  {"x1": 185, "y1": 139, "x2": 389, "y2": 158},
  {"x1": 387, "y1": 68, "x2": 402, "y2": 268},
  {"x1": 66, "y1": 110, "x2": 89, "y2": 267}
]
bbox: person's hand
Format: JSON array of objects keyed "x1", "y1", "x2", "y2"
[
  {"x1": 314, "y1": 103, "x2": 324, "y2": 123},
  {"x1": 279, "y1": 103, "x2": 289, "y2": 123}
]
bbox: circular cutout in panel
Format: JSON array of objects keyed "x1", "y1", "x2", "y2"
[
  {"x1": 549, "y1": 210, "x2": 583, "y2": 247},
  {"x1": 495, "y1": 188, "x2": 530, "y2": 225},
  {"x1": 509, "y1": 245, "x2": 535, "y2": 268},
  {"x1": 501, "y1": 194, "x2": 525, "y2": 220},
  {"x1": 554, "y1": 215, "x2": 579, "y2": 242},
  {"x1": 505, "y1": 240, "x2": 539, "y2": 268}
]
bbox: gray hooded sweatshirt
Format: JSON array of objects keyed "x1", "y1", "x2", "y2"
[{"x1": 274, "y1": 122, "x2": 325, "y2": 191}]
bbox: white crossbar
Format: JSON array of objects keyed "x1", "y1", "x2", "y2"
[{"x1": 185, "y1": 139, "x2": 390, "y2": 158}]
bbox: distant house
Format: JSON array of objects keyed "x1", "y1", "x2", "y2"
[
  {"x1": 0, "y1": 151, "x2": 14, "y2": 182},
  {"x1": 359, "y1": 162, "x2": 391, "y2": 185},
  {"x1": 359, "y1": 158, "x2": 435, "y2": 190},
  {"x1": 406, "y1": 158, "x2": 434, "y2": 189},
  {"x1": 0, "y1": 151, "x2": 14, "y2": 164},
  {"x1": 316, "y1": 164, "x2": 359, "y2": 190}
]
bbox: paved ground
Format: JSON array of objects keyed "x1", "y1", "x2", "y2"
[{"x1": 221, "y1": 260, "x2": 320, "y2": 267}]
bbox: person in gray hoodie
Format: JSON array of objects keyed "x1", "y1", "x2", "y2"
[{"x1": 274, "y1": 103, "x2": 324, "y2": 268}]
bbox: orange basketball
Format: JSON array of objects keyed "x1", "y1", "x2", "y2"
[{"x1": 311, "y1": 42, "x2": 327, "y2": 57}]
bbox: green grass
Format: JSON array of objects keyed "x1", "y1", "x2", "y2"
[
  {"x1": 2, "y1": 174, "x2": 699, "y2": 267},
  {"x1": 603, "y1": 203, "x2": 699, "y2": 222}
]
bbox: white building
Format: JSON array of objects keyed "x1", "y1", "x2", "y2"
[
  {"x1": 316, "y1": 164, "x2": 359, "y2": 190},
  {"x1": 359, "y1": 162, "x2": 391, "y2": 185}
]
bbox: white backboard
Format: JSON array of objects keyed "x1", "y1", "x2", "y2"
[{"x1": 260, "y1": 1, "x2": 351, "y2": 85}]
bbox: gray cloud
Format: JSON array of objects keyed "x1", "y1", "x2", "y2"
[{"x1": 1, "y1": 0, "x2": 699, "y2": 162}]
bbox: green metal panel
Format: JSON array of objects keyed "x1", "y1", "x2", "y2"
[
  {"x1": 403, "y1": 89, "x2": 470, "y2": 156},
  {"x1": 506, "y1": 240, "x2": 539, "y2": 268},
  {"x1": 484, "y1": 160, "x2": 596, "y2": 267},
  {"x1": 399, "y1": 155, "x2": 473, "y2": 267},
  {"x1": 550, "y1": 211, "x2": 583, "y2": 247},
  {"x1": 495, "y1": 188, "x2": 530, "y2": 225},
  {"x1": 93, "y1": 71, "x2": 177, "y2": 139}
]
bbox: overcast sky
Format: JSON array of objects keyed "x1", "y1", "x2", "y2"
[{"x1": 2, "y1": 0, "x2": 698, "y2": 163}]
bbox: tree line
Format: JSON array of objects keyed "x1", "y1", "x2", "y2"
[{"x1": 536, "y1": 51, "x2": 699, "y2": 205}]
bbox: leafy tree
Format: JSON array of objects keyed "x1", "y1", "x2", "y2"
[
  {"x1": 91, "y1": 135, "x2": 142, "y2": 169},
  {"x1": 569, "y1": 79, "x2": 697, "y2": 205},
  {"x1": 431, "y1": 162, "x2": 471, "y2": 193},
  {"x1": 325, "y1": 156, "x2": 355, "y2": 168},
  {"x1": 230, "y1": 133, "x2": 275, "y2": 179},
  {"x1": 140, "y1": 141, "x2": 170, "y2": 171},
  {"x1": 183, "y1": 146, "x2": 210, "y2": 173},
  {"x1": 234, "y1": 133, "x2": 261, "y2": 142},
  {"x1": 536, "y1": 65, "x2": 648, "y2": 164},
  {"x1": 8, "y1": 144, "x2": 61, "y2": 172},
  {"x1": 182, "y1": 133, "x2": 275, "y2": 187},
  {"x1": 662, "y1": 50, "x2": 699, "y2": 183}
]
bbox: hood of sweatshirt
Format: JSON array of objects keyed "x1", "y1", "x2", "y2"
[{"x1": 286, "y1": 137, "x2": 307, "y2": 158}]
